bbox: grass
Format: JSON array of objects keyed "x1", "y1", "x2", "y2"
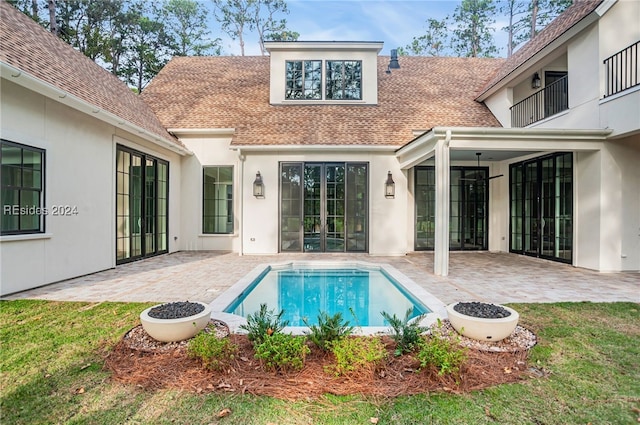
[{"x1": 1, "y1": 300, "x2": 639, "y2": 424}]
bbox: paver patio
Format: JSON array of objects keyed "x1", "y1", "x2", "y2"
[{"x1": 3, "y1": 252, "x2": 638, "y2": 305}]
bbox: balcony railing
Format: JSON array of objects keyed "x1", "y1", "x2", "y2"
[
  {"x1": 604, "y1": 40, "x2": 639, "y2": 98},
  {"x1": 511, "y1": 75, "x2": 568, "y2": 127}
]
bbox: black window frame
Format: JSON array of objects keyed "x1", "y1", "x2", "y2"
[
  {"x1": 285, "y1": 60, "x2": 322, "y2": 100},
  {"x1": 1, "y1": 139, "x2": 45, "y2": 235},
  {"x1": 326, "y1": 60, "x2": 363, "y2": 100},
  {"x1": 202, "y1": 165, "x2": 234, "y2": 234}
]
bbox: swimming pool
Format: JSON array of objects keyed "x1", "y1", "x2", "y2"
[{"x1": 210, "y1": 261, "x2": 447, "y2": 334}]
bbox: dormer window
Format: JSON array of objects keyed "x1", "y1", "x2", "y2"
[
  {"x1": 285, "y1": 60, "x2": 362, "y2": 101},
  {"x1": 326, "y1": 60, "x2": 362, "y2": 100},
  {"x1": 285, "y1": 60, "x2": 321, "y2": 100},
  {"x1": 266, "y1": 41, "x2": 382, "y2": 105}
]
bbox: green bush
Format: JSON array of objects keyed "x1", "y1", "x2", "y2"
[
  {"x1": 254, "y1": 333, "x2": 310, "y2": 372},
  {"x1": 381, "y1": 308, "x2": 427, "y2": 356},
  {"x1": 417, "y1": 321, "x2": 467, "y2": 376},
  {"x1": 239, "y1": 303, "x2": 289, "y2": 345},
  {"x1": 187, "y1": 332, "x2": 238, "y2": 371},
  {"x1": 327, "y1": 336, "x2": 387, "y2": 376},
  {"x1": 303, "y1": 311, "x2": 353, "y2": 351}
]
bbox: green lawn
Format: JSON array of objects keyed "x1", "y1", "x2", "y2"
[{"x1": 1, "y1": 300, "x2": 638, "y2": 424}]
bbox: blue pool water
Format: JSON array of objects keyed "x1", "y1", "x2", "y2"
[{"x1": 224, "y1": 266, "x2": 430, "y2": 327}]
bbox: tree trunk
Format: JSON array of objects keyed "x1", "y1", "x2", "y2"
[
  {"x1": 530, "y1": 0, "x2": 538, "y2": 39},
  {"x1": 48, "y1": 0, "x2": 56, "y2": 34},
  {"x1": 31, "y1": 0, "x2": 38, "y2": 20}
]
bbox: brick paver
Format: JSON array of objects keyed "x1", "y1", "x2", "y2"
[{"x1": 3, "y1": 252, "x2": 638, "y2": 305}]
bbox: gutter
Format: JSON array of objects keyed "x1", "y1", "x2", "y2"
[
  {"x1": 230, "y1": 144, "x2": 399, "y2": 152},
  {"x1": 1, "y1": 62, "x2": 192, "y2": 156}
]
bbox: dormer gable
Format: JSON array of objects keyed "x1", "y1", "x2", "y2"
[{"x1": 264, "y1": 41, "x2": 383, "y2": 105}]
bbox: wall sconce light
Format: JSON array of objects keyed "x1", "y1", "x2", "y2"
[
  {"x1": 385, "y1": 171, "x2": 395, "y2": 198},
  {"x1": 253, "y1": 171, "x2": 264, "y2": 198},
  {"x1": 531, "y1": 72, "x2": 541, "y2": 89}
]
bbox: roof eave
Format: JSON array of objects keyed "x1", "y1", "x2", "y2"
[
  {"x1": 476, "y1": 9, "x2": 601, "y2": 101},
  {"x1": 1, "y1": 62, "x2": 192, "y2": 156}
]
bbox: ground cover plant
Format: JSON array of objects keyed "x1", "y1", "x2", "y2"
[{"x1": 1, "y1": 300, "x2": 639, "y2": 424}]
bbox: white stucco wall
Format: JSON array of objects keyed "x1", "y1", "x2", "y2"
[
  {"x1": 266, "y1": 42, "x2": 382, "y2": 105},
  {"x1": 239, "y1": 149, "x2": 406, "y2": 256},
  {"x1": 0, "y1": 80, "x2": 182, "y2": 295},
  {"x1": 178, "y1": 134, "x2": 240, "y2": 252}
]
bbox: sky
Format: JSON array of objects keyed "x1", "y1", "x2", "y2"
[{"x1": 213, "y1": 0, "x2": 510, "y2": 57}]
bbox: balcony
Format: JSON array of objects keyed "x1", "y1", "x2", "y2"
[
  {"x1": 604, "y1": 40, "x2": 639, "y2": 98},
  {"x1": 511, "y1": 76, "x2": 568, "y2": 127}
]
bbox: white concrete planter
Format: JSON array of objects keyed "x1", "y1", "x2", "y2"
[
  {"x1": 140, "y1": 301, "x2": 212, "y2": 342},
  {"x1": 446, "y1": 302, "x2": 519, "y2": 342}
]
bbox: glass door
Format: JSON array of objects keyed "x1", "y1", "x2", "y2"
[
  {"x1": 116, "y1": 146, "x2": 168, "y2": 264},
  {"x1": 510, "y1": 152, "x2": 572, "y2": 263},
  {"x1": 280, "y1": 162, "x2": 367, "y2": 253},
  {"x1": 415, "y1": 166, "x2": 488, "y2": 251}
]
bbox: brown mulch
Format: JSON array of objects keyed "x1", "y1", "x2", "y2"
[{"x1": 104, "y1": 324, "x2": 535, "y2": 401}]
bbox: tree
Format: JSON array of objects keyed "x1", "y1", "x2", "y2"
[
  {"x1": 450, "y1": 0, "x2": 499, "y2": 57},
  {"x1": 253, "y1": 0, "x2": 289, "y2": 55},
  {"x1": 264, "y1": 30, "x2": 299, "y2": 42},
  {"x1": 504, "y1": 0, "x2": 573, "y2": 53},
  {"x1": 404, "y1": 18, "x2": 450, "y2": 56},
  {"x1": 121, "y1": 1, "x2": 171, "y2": 93},
  {"x1": 213, "y1": 0, "x2": 255, "y2": 56},
  {"x1": 161, "y1": 0, "x2": 221, "y2": 56},
  {"x1": 213, "y1": 0, "x2": 295, "y2": 56}
]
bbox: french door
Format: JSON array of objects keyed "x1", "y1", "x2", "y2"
[
  {"x1": 415, "y1": 166, "x2": 488, "y2": 251},
  {"x1": 116, "y1": 146, "x2": 168, "y2": 264},
  {"x1": 510, "y1": 152, "x2": 572, "y2": 263},
  {"x1": 280, "y1": 162, "x2": 368, "y2": 252}
]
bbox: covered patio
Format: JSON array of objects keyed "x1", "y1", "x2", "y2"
[{"x1": 396, "y1": 127, "x2": 613, "y2": 276}]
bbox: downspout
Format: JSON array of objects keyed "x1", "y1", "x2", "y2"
[{"x1": 237, "y1": 149, "x2": 245, "y2": 256}]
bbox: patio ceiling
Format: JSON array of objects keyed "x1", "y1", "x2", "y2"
[{"x1": 396, "y1": 126, "x2": 613, "y2": 170}]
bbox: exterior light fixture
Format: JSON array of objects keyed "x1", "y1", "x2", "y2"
[
  {"x1": 386, "y1": 49, "x2": 400, "y2": 74},
  {"x1": 385, "y1": 171, "x2": 395, "y2": 198},
  {"x1": 531, "y1": 72, "x2": 541, "y2": 89},
  {"x1": 253, "y1": 171, "x2": 264, "y2": 198}
]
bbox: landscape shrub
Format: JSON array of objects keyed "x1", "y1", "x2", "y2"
[
  {"x1": 303, "y1": 311, "x2": 353, "y2": 351},
  {"x1": 187, "y1": 332, "x2": 238, "y2": 371},
  {"x1": 327, "y1": 336, "x2": 387, "y2": 376},
  {"x1": 381, "y1": 308, "x2": 427, "y2": 356},
  {"x1": 254, "y1": 333, "x2": 310, "y2": 372},
  {"x1": 417, "y1": 320, "x2": 467, "y2": 376},
  {"x1": 239, "y1": 303, "x2": 289, "y2": 345}
]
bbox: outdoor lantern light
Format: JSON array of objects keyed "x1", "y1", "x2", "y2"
[
  {"x1": 385, "y1": 171, "x2": 395, "y2": 198},
  {"x1": 253, "y1": 171, "x2": 264, "y2": 198},
  {"x1": 531, "y1": 72, "x2": 541, "y2": 89}
]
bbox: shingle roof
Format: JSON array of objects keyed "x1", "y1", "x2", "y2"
[
  {"x1": 0, "y1": 1, "x2": 182, "y2": 149},
  {"x1": 142, "y1": 55, "x2": 504, "y2": 147},
  {"x1": 477, "y1": 0, "x2": 603, "y2": 99}
]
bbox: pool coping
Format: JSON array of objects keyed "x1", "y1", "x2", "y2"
[{"x1": 209, "y1": 260, "x2": 448, "y2": 336}]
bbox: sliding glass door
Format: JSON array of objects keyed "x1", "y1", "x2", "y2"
[
  {"x1": 280, "y1": 162, "x2": 367, "y2": 252},
  {"x1": 510, "y1": 152, "x2": 572, "y2": 263},
  {"x1": 116, "y1": 146, "x2": 168, "y2": 264}
]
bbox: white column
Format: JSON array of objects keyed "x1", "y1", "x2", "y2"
[{"x1": 434, "y1": 134, "x2": 451, "y2": 276}]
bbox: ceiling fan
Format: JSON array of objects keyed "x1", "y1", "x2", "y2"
[{"x1": 459, "y1": 152, "x2": 504, "y2": 183}]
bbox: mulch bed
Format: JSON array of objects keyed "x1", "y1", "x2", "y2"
[{"x1": 104, "y1": 322, "x2": 535, "y2": 401}]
